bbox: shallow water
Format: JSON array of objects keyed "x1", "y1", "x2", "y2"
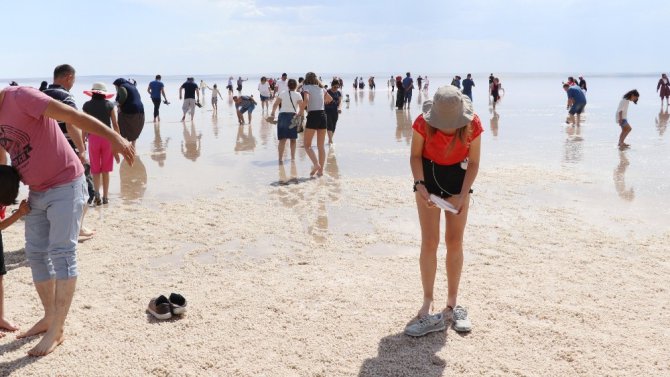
[{"x1": 10, "y1": 74, "x2": 670, "y2": 237}]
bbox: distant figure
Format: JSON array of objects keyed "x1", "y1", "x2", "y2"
[
  {"x1": 567, "y1": 76, "x2": 579, "y2": 86},
  {"x1": 578, "y1": 76, "x2": 587, "y2": 91},
  {"x1": 389, "y1": 76, "x2": 395, "y2": 92},
  {"x1": 179, "y1": 77, "x2": 200, "y2": 122},
  {"x1": 491, "y1": 78, "x2": 503, "y2": 109},
  {"x1": 368, "y1": 76, "x2": 376, "y2": 90},
  {"x1": 423, "y1": 76, "x2": 429, "y2": 91},
  {"x1": 325, "y1": 79, "x2": 343, "y2": 145},
  {"x1": 209, "y1": 84, "x2": 224, "y2": 114},
  {"x1": 233, "y1": 95, "x2": 257, "y2": 125},
  {"x1": 563, "y1": 82, "x2": 586, "y2": 125},
  {"x1": 226, "y1": 76, "x2": 234, "y2": 95},
  {"x1": 199, "y1": 80, "x2": 207, "y2": 99},
  {"x1": 358, "y1": 77, "x2": 365, "y2": 90},
  {"x1": 616, "y1": 89, "x2": 639, "y2": 148},
  {"x1": 417, "y1": 76, "x2": 423, "y2": 91},
  {"x1": 39, "y1": 81, "x2": 48, "y2": 91},
  {"x1": 113, "y1": 78, "x2": 146, "y2": 147},
  {"x1": 8, "y1": 81, "x2": 18, "y2": 86},
  {"x1": 657, "y1": 73, "x2": 670, "y2": 106},
  {"x1": 258, "y1": 77, "x2": 271, "y2": 112},
  {"x1": 82, "y1": 82, "x2": 120, "y2": 205},
  {"x1": 402, "y1": 72, "x2": 414, "y2": 108},
  {"x1": 276, "y1": 73, "x2": 289, "y2": 94},
  {"x1": 147, "y1": 74, "x2": 167, "y2": 122},
  {"x1": 395, "y1": 76, "x2": 405, "y2": 110},
  {"x1": 451, "y1": 76, "x2": 461, "y2": 89},
  {"x1": 488, "y1": 73, "x2": 494, "y2": 100},
  {"x1": 353, "y1": 77, "x2": 358, "y2": 91},
  {"x1": 236, "y1": 77, "x2": 248, "y2": 93},
  {"x1": 461, "y1": 74, "x2": 475, "y2": 101}
]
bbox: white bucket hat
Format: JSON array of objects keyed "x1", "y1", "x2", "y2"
[
  {"x1": 422, "y1": 85, "x2": 474, "y2": 130},
  {"x1": 84, "y1": 82, "x2": 115, "y2": 99}
]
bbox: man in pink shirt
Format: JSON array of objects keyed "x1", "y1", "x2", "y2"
[{"x1": 0, "y1": 86, "x2": 134, "y2": 356}]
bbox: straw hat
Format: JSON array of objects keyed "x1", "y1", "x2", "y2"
[
  {"x1": 84, "y1": 82, "x2": 115, "y2": 99},
  {"x1": 422, "y1": 85, "x2": 474, "y2": 130}
]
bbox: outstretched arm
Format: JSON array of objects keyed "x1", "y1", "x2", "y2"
[{"x1": 44, "y1": 99, "x2": 135, "y2": 165}]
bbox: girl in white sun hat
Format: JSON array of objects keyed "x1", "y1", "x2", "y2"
[{"x1": 405, "y1": 85, "x2": 482, "y2": 337}]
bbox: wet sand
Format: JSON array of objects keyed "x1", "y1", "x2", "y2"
[{"x1": 1, "y1": 75, "x2": 669, "y2": 375}]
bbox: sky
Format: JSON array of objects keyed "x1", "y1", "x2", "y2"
[{"x1": 1, "y1": 0, "x2": 667, "y2": 79}]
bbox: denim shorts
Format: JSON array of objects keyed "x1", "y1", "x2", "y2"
[
  {"x1": 619, "y1": 118, "x2": 630, "y2": 128},
  {"x1": 239, "y1": 104, "x2": 255, "y2": 114},
  {"x1": 277, "y1": 112, "x2": 298, "y2": 140},
  {"x1": 25, "y1": 175, "x2": 87, "y2": 281},
  {"x1": 569, "y1": 102, "x2": 586, "y2": 115}
]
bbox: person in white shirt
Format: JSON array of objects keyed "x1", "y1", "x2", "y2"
[
  {"x1": 616, "y1": 89, "x2": 639, "y2": 149},
  {"x1": 276, "y1": 73, "x2": 288, "y2": 95},
  {"x1": 208, "y1": 84, "x2": 224, "y2": 114},
  {"x1": 258, "y1": 77, "x2": 272, "y2": 112},
  {"x1": 199, "y1": 80, "x2": 207, "y2": 101},
  {"x1": 270, "y1": 78, "x2": 303, "y2": 162}
]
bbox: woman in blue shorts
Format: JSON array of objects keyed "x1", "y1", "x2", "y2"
[{"x1": 270, "y1": 79, "x2": 303, "y2": 162}]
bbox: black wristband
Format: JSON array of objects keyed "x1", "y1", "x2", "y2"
[{"x1": 413, "y1": 180, "x2": 425, "y2": 192}]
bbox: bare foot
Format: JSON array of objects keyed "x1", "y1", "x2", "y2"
[
  {"x1": 79, "y1": 227, "x2": 96, "y2": 237},
  {"x1": 28, "y1": 330, "x2": 65, "y2": 357},
  {"x1": 417, "y1": 299, "x2": 433, "y2": 318},
  {"x1": 316, "y1": 168, "x2": 324, "y2": 177},
  {"x1": 310, "y1": 165, "x2": 321, "y2": 177},
  {"x1": 17, "y1": 317, "x2": 50, "y2": 339},
  {"x1": 78, "y1": 234, "x2": 94, "y2": 243},
  {"x1": 0, "y1": 317, "x2": 19, "y2": 332}
]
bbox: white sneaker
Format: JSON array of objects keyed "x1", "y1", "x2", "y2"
[
  {"x1": 450, "y1": 305, "x2": 472, "y2": 332},
  {"x1": 404, "y1": 313, "x2": 446, "y2": 337}
]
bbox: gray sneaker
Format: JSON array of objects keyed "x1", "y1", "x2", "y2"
[
  {"x1": 404, "y1": 313, "x2": 446, "y2": 337},
  {"x1": 451, "y1": 305, "x2": 472, "y2": 332}
]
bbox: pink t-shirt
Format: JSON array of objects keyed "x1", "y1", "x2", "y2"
[{"x1": 0, "y1": 87, "x2": 83, "y2": 191}]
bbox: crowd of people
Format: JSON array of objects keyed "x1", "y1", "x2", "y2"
[{"x1": 0, "y1": 68, "x2": 667, "y2": 358}]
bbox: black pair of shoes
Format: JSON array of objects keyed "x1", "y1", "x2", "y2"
[{"x1": 146, "y1": 293, "x2": 187, "y2": 320}]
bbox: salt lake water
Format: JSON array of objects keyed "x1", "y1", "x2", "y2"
[{"x1": 7, "y1": 73, "x2": 670, "y2": 233}]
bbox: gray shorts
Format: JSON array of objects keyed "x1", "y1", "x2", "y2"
[
  {"x1": 182, "y1": 98, "x2": 196, "y2": 116},
  {"x1": 25, "y1": 175, "x2": 87, "y2": 281}
]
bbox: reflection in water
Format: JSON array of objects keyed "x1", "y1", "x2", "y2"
[
  {"x1": 235, "y1": 125, "x2": 256, "y2": 152},
  {"x1": 259, "y1": 117, "x2": 271, "y2": 146},
  {"x1": 211, "y1": 113, "x2": 220, "y2": 138},
  {"x1": 395, "y1": 109, "x2": 412, "y2": 144},
  {"x1": 368, "y1": 90, "x2": 375, "y2": 104},
  {"x1": 416, "y1": 90, "x2": 424, "y2": 105},
  {"x1": 119, "y1": 156, "x2": 147, "y2": 202},
  {"x1": 656, "y1": 108, "x2": 669, "y2": 136},
  {"x1": 325, "y1": 147, "x2": 342, "y2": 202},
  {"x1": 563, "y1": 125, "x2": 583, "y2": 164},
  {"x1": 307, "y1": 195, "x2": 329, "y2": 244},
  {"x1": 489, "y1": 110, "x2": 499, "y2": 137},
  {"x1": 151, "y1": 123, "x2": 170, "y2": 167},
  {"x1": 613, "y1": 151, "x2": 634, "y2": 201},
  {"x1": 181, "y1": 122, "x2": 202, "y2": 161}
]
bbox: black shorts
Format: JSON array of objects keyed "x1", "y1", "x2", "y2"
[
  {"x1": 422, "y1": 157, "x2": 473, "y2": 198},
  {"x1": 325, "y1": 108, "x2": 339, "y2": 132},
  {"x1": 0, "y1": 232, "x2": 6, "y2": 275},
  {"x1": 306, "y1": 110, "x2": 327, "y2": 130}
]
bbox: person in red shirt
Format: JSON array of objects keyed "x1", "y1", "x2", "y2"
[{"x1": 405, "y1": 86, "x2": 482, "y2": 337}]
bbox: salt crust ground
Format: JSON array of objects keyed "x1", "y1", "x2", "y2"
[{"x1": 0, "y1": 165, "x2": 668, "y2": 376}]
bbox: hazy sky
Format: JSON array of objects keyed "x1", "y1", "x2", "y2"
[{"x1": 2, "y1": 0, "x2": 666, "y2": 78}]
